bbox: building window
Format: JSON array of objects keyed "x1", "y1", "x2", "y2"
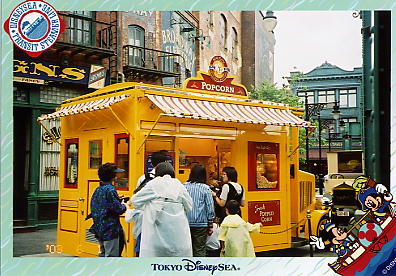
[
  {"x1": 65, "y1": 139, "x2": 78, "y2": 188},
  {"x1": 40, "y1": 118, "x2": 60, "y2": 191},
  {"x1": 297, "y1": 90, "x2": 314, "y2": 104},
  {"x1": 219, "y1": 14, "x2": 227, "y2": 49},
  {"x1": 13, "y1": 86, "x2": 28, "y2": 102},
  {"x1": 115, "y1": 134, "x2": 129, "y2": 190},
  {"x1": 128, "y1": 25, "x2": 145, "y2": 67},
  {"x1": 318, "y1": 90, "x2": 335, "y2": 103},
  {"x1": 69, "y1": 11, "x2": 94, "y2": 46},
  {"x1": 339, "y1": 89, "x2": 357, "y2": 107},
  {"x1": 40, "y1": 85, "x2": 82, "y2": 104},
  {"x1": 231, "y1": 27, "x2": 238, "y2": 59}
]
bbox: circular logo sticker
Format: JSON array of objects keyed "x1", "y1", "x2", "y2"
[
  {"x1": 208, "y1": 56, "x2": 230, "y2": 83},
  {"x1": 4, "y1": 0, "x2": 64, "y2": 57}
]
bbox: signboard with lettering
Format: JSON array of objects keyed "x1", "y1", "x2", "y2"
[
  {"x1": 248, "y1": 200, "x2": 281, "y2": 226},
  {"x1": 183, "y1": 56, "x2": 248, "y2": 97},
  {"x1": 13, "y1": 58, "x2": 90, "y2": 85},
  {"x1": 88, "y1": 65, "x2": 106, "y2": 89}
]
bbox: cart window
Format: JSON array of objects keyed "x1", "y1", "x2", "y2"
[
  {"x1": 248, "y1": 142, "x2": 279, "y2": 191},
  {"x1": 65, "y1": 139, "x2": 79, "y2": 188},
  {"x1": 115, "y1": 134, "x2": 129, "y2": 190},
  {"x1": 89, "y1": 140, "x2": 102, "y2": 169}
]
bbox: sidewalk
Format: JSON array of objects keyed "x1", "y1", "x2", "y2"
[{"x1": 13, "y1": 228, "x2": 73, "y2": 257}]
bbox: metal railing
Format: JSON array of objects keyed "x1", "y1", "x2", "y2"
[
  {"x1": 57, "y1": 13, "x2": 113, "y2": 50},
  {"x1": 123, "y1": 45, "x2": 182, "y2": 75}
]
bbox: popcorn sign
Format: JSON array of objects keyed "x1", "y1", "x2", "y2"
[{"x1": 248, "y1": 200, "x2": 281, "y2": 226}]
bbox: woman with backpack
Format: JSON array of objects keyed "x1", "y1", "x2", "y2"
[{"x1": 212, "y1": 166, "x2": 245, "y2": 223}]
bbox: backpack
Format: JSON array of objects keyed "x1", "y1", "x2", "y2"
[{"x1": 134, "y1": 172, "x2": 155, "y2": 194}]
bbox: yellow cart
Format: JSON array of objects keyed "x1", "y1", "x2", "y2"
[{"x1": 39, "y1": 73, "x2": 318, "y2": 257}]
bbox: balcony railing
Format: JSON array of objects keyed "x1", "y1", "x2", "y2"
[
  {"x1": 57, "y1": 13, "x2": 114, "y2": 52},
  {"x1": 123, "y1": 45, "x2": 182, "y2": 79}
]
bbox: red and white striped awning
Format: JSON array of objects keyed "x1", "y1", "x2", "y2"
[
  {"x1": 38, "y1": 94, "x2": 130, "y2": 121},
  {"x1": 147, "y1": 94, "x2": 310, "y2": 127}
]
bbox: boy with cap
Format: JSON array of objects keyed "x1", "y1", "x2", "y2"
[{"x1": 89, "y1": 162, "x2": 127, "y2": 257}]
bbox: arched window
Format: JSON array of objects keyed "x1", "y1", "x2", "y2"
[
  {"x1": 219, "y1": 14, "x2": 227, "y2": 49},
  {"x1": 128, "y1": 25, "x2": 145, "y2": 66},
  {"x1": 231, "y1": 27, "x2": 238, "y2": 59}
]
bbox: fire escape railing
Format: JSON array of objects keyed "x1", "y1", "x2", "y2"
[
  {"x1": 57, "y1": 13, "x2": 114, "y2": 50},
  {"x1": 123, "y1": 45, "x2": 182, "y2": 76}
]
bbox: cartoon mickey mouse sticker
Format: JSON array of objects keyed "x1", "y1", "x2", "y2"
[{"x1": 353, "y1": 176, "x2": 393, "y2": 221}]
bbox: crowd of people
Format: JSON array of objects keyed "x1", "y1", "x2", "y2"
[{"x1": 89, "y1": 151, "x2": 262, "y2": 257}]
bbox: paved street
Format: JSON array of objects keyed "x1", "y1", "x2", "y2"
[
  {"x1": 13, "y1": 228, "x2": 334, "y2": 258},
  {"x1": 13, "y1": 228, "x2": 72, "y2": 257}
]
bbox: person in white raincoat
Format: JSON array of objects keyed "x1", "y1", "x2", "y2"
[{"x1": 132, "y1": 162, "x2": 193, "y2": 257}]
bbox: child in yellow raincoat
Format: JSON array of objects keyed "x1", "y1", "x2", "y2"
[{"x1": 218, "y1": 200, "x2": 262, "y2": 257}]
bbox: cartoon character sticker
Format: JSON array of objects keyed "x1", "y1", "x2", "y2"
[
  {"x1": 353, "y1": 176, "x2": 393, "y2": 221},
  {"x1": 310, "y1": 176, "x2": 395, "y2": 275}
]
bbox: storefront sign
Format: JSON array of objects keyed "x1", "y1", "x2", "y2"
[
  {"x1": 44, "y1": 167, "x2": 59, "y2": 176},
  {"x1": 248, "y1": 200, "x2": 281, "y2": 226},
  {"x1": 42, "y1": 126, "x2": 61, "y2": 144},
  {"x1": 13, "y1": 76, "x2": 45, "y2": 84},
  {"x1": 88, "y1": 65, "x2": 106, "y2": 89},
  {"x1": 13, "y1": 58, "x2": 90, "y2": 85},
  {"x1": 183, "y1": 56, "x2": 247, "y2": 96}
]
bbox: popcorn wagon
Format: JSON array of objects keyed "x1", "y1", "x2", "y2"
[{"x1": 38, "y1": 62, "x2": 321, "y2": 256}]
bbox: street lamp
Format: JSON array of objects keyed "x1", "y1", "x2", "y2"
[
  {"x1": 305, "y1": 99, "x2": 341, "y2": 195},
  {"x1": 262, "y1": 11, "x2": 278, "y2": 33}
]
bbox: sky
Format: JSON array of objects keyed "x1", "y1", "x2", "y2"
[{"x1": 273, "y1": 11, "x2": 363, "y2": 87}]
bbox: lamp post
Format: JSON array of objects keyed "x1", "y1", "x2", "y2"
[
  {"x1": 305, "y1": 100, "x2": 341, "y2": 194},
  {"x1": 304, "y1": 97, "x2": 326, "y2": 172},
  {"x1": 339, "y1": 120, "x2": 353, "y2": 150},
  {"x1": 262, "y1": 11, "x2": 278, "y2": 33}
]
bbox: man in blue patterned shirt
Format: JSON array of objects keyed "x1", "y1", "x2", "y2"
[{"x1": 89, "y1": 163, "x2": 127, "y2": 257}]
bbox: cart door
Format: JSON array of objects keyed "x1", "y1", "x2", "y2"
[
  {"x1": 78, "y1": 135, "x2": 132, "y2": 257},
  {"x1": 78, "y1": 138, "x2": 104, "y2": 256},
  {"x1": 247, "y1": 141, "x2": 291, "y2": 251}
]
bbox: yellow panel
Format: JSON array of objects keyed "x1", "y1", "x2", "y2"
[
  {"x1": 146, "y1": 139, "x2": 174, "y2": 152},
  {"x1": 60, "y1": 210, "x2": 78, "y2": 232},
  {"x1": 179, "y1": 137, "x2": 216, "y2": 156}
]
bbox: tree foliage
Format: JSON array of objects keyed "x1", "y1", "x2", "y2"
[{"x1": 249, "y1": 81, "x2": 302, "y2": 108}]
